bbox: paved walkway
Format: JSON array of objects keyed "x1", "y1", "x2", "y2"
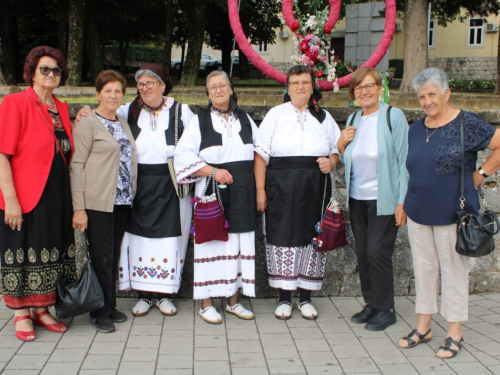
[{"x1": 1, "y1": 294, "x2": 500, "y2": 374}]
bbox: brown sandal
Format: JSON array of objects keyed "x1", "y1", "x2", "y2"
[{"x1": 399, "y1": 328, "x2": 432, "y2": 349}]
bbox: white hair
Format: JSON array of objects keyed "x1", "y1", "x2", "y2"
[
  {"x1": 206, "y1": 70, "x2": 230, "y2": 88},
  {"x1": 135, "y1": 69, "x2": 163, "y2": 84},
  {"x1": 412, "y1": 67, "x2": 449, "y2": 94}
]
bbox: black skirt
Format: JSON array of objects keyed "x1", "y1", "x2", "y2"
[
  {"x1": 0, "y1": 132, "x2": 75, "y2": 309},
  {"x1": 126, "y1": 163, "x2": 181, "y2": 238},
  {"x1": 207, "y1": 160, "x2": 258, "y2": 234},
  {"x1": 265, "y1": 156, "x2": 331, "y2": 247}
]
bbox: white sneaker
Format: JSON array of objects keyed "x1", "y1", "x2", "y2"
[
  {"x1": 132, "y1": 299, "x2": 153, "y2": 317},
  {"x1": 156, "y1": 298, "x2": 177, "y2": 316},
  {"x1": 199, "y1": 306, "x2": 222, "y2": 324},
  {"x1": 225, "y1": 303, "x2": 255, "y2": 320},
  {"x1": 274, "y1": 301, "x2": 292, "y2": 320},
  {"x1": 298, "y1": 302, "x2": 318, "y2": 320}
]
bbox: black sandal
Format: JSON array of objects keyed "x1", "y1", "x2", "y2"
[
  {"x1": 399, "y1": 328, "x2": 432, "y2": 349},
  {"x1": 437, "y1": 336, "x2": 464, "y2": 359}
]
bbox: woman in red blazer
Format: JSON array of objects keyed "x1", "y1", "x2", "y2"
[{"x1": 0, "y1": 46, "x2": 76, "y2": 341}]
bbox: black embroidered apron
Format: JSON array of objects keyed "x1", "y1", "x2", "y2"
[{"x1": 265, "y1": 156, "x2": 331, "y2": 247}]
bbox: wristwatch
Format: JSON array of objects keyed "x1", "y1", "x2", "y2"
[{"x1": 478, "y1": 165, "x2": 490, "y2": 178}]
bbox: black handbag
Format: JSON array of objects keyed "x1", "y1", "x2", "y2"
[
  {"x1": 456, "y1": 114, "x2": 500, "y2": 257},
  {"x1": 55, "y1": 233, "x2": 105, "y2": 319}
]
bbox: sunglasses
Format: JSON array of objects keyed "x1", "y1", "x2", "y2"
[{"x1": 37, "y1": 66, "x2": 63, "y2": 77}]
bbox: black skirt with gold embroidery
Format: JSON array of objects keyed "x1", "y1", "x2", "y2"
[{"x1": 0, "y1": 126, "x2": 76, "y2": 309}]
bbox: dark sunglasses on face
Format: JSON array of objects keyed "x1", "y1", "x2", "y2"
[{"x1": 37, "y1": 66, "x2": 63, "y2": 77}]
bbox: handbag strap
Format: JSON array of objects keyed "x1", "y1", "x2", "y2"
[
  {"x1": 26, "y1": 92, "x2": 68, "y2": 168},
  {"x1": 320, "y1": 172, "x2": 334, "y2": 218},
  {"x1": 459, "y1": 112, "x2": 487, "y2": 211},
  {"x1": 201, "y1": 176, "x2": 225, "y2": 211},
  {"x1": 174, "y1": 102, "x2": 180, "y2": 146}
]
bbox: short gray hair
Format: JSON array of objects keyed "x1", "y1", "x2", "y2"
[
  {"x1": 135, "y1": 69, "x2": 163, "y2": 84},
  {"x1": 206, "y1": 70, "x2": 230, "y2": 88},
  {"x1": 412, "y1": 67, "x2": 449, "y2": 93}
]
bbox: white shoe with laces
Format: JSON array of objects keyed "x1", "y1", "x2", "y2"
[
  {"x1": 225, "y1": 303, "x2": 255, "y2": 320},
  {"x1": 156, "y1": 298, "x2": 177, "y2": 316},
  {"x1": 132, "y1": 299, "x2": 153, "y2": 317}
]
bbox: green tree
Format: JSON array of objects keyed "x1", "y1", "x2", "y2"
[
  {"x1": 67, "y1": 0, "x2": 85, "y2": 86},
  {"x1": 180, "y1": 0, "x2": 206, "y2": 87},
  {"x1": 0, "y1": 0, "x2": 20, "y2": 84}
]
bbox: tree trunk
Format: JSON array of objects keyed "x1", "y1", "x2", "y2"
[
  {"x1": 177, "y1": 42, "x2": 186, "y2": 80},
  {"x1": 399, "y1": 0, "x2": 429, "y2": 92},
  {"x1": 57, "y1": 0, "x2": 69, "y2": 57},
  {"x1": 87, "y1": 0, "x2": 103, "y2": 82},
  {"x1": 0, "y1": 0, "x2": 19, "y2": 84},
  {"x1": 163, "y1": 0, "x2": 175, "y2": 74},
  {"x1": 180, "y1": 0, "x2": 206, "y2": 87},
  {"x1": 238, "y1": 51, "x2": 250, "y2": 79},
  {"x1": 221, "y1": 46, "x2": 232, "y2": 75},
  {"x1": 119, "y1": 39, "x2": 130, "y2": 74},
  {"x1": 67, "y1": 0, "x2": 85, "y2": 86},
  {"x1": 494, "y1": 30, "x2": 500, "y2": 95}
]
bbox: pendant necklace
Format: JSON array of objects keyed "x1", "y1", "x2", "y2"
[{"x1": 425, "y1": 126, "x2": 439, "y2": 142}]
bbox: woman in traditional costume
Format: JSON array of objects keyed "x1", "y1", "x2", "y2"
[
  {"x1": 117, "y1": 65, "x2": 194, "y2": 317},
  {"x1": 174, "y1": 70, "x2": 258, "y2": 324},
  {"x1": 0, "y1": 46, "x2": 76, "y2": 341},
  {"x1": 254, "y1": 65, "x2": 341, "y2": 320}
]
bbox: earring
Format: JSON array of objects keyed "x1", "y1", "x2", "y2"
[
  {"x1": 285, "y1": 86, "x2": 289, "y2": 95},
  {"x1": 208, "y1": 99, "x2": 212, "y2": 105}
]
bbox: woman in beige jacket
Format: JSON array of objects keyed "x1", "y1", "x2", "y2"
[{"x1": 69, "y1": 70, "x2": 137, "y2": 333}]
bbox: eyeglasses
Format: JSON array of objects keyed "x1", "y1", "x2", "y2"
[
  {"x1": 354, "y1": 83, "x2": 377, "y2": 93},
  {"x1": 137, "y1": 81, "x2": 159, "y2": 90},
  {"x1": 208, "y1": 83, "x2": 229, "y2": 92},
  {"x1": 289, "y1": 81, "x2": 312, "y2": 88},
  {"x1": 37, "y1": 66, "x2": 63, "y2": 77}
]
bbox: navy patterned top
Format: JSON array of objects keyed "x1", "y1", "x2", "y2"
[
  {"x1": 96, "y1": 113, "x2": 133, "y2": 205},
  {"x1": 404, "y1": 111, "x2": 495, "y2": 225}
]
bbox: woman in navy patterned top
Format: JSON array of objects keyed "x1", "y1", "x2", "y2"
[{"x1": 399, "y1": 68, "x2": 500, "y2": 359}]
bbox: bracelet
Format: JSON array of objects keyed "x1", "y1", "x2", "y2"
[{"x1": 210, "y1": 167, "x2": 218, "y2": 179}]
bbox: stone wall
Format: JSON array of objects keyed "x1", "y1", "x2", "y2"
[{"x1": 429, "y1": 57, "x2": 497, "y2": 81}]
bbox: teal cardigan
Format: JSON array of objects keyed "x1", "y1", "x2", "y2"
[{"x1": 340, "y1": 102, "x2": 409, "y2": 216}]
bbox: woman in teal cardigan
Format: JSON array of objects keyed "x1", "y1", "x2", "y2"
[{"x1": 339, "y1": 68, "x2": 409, "y2": 331}]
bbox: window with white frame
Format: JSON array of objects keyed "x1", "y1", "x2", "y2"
[
  {"x1": 468, "y1": 18, "x2": 484, "y2": 46},
  {"x1": 428, "y1": 20, "x2": 435, "y2": 47},
  {"x1": 258, "y1": 42, "x2": 268, "y2": 53}
]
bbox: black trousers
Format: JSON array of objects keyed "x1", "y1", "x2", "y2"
[
  {"x1": 349, "y1": 198, "x2": 398, "y2": 310},
  {"x1": 86, "y1": 205, "x2": 131, "y2": 318}
]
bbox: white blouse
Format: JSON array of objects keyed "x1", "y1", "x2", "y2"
[
  {"x1": 117, "y1": 97, "x2": 194, "y2": 164},
  {"x1": 173, "y1": 111, "x2": 258, "y2": 194},
  {"x1": 254, "y1": 102, "x2": 341, "y2": 165},
  {"x1": 350, "y1": 110, "x2": 379, "y2": 200}
]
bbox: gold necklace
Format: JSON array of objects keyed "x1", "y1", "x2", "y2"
[{"x1": 425, "y1": 126, "x2": 439, "y2": 142}]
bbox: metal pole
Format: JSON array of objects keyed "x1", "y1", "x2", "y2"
[
  {"x1": 427, "y1": 1, "x2": 431, "y2": 59},
  {"x1": 230, "y1": 0, "x2": 241, "y2": 77}
]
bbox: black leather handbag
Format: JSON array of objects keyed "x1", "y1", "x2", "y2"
[
  {"x1": 55, "y1": 233, "x2": 105, "y2": 319},
  {"x1": 456, "y1": 114, "x2": 500, "y2": 257}
]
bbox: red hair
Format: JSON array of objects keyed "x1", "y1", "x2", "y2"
[{"x1": 23, "y1": 46, "x2": 69, "y2": 85}]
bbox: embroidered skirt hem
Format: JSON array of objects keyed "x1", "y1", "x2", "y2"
[
  {"x1": 265, "y1": 241, "x2": 326, "y2": 291},
  {"x1": 193, "y1": 232, "x2": 256, "y2": 299}
]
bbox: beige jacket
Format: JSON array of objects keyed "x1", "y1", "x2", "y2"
[{"x1": 69, "y1": 110, "x2": 138, "y2": 212}]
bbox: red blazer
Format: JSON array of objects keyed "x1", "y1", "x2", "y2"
[{"x1": 0, "y1": 86, "x2": 75, "y2": 213}]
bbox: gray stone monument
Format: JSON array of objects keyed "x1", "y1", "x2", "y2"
[{"x1": 344, "y1": 2, "x2": 389, "y2": 72}]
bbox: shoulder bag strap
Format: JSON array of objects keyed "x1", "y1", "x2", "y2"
[
  {"x1": 25, "y1": 92, "x2": 68, "y2": 168},
  {"x1": 386, "y1": 105, "x2": 392, "y2": 133},
  {"x1": 348, "y1": 111, "x2": 359, "y2": 127},
  {"x1": 174, "y1": 102, "x2": 181, "y2": 146}
]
